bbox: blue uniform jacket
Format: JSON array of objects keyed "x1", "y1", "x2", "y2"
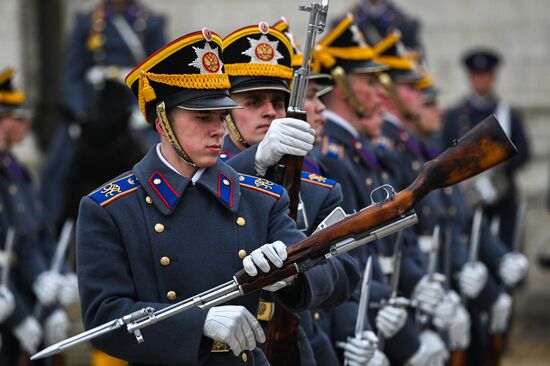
[
  {"x1": 77, "y1": 147, "x2": 349, "y2": 365},
  {"x1": 221, "y1": 136, "x2": 361, "y2": 366}
]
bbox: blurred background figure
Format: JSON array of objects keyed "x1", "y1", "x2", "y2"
[
  {"x1": 40, "y1": 0, "x2": 166, "y2": 228},
  {"x1": 442, "y1": 48, "x2": 531, "y2": 249}
]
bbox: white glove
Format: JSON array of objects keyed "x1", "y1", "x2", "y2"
[
  {"x1": 447, "y1": 304, "x2": 471, "y2": 350},
  {"x1": 367, "y1": 349, "x2": 390, "y2": 366},
  {"x1": 33, "y1": 271, "x2": 65, "y2": 306},
  {"x1": 406, "y1": 330, "x2": 448, "y2": 366},
  {"x1": 58, "y1": 273, "x2": 79, "y2": 306},
  {"x1": 13, "y1": 316, "x2": 42, "y2": 354},
  {"x1": 0, "y1": 286, "x2": 15, "y2": 323},
  {"x1": 375, "y1": 301, "x2": 407, "y2": 338},
  {"x1": 242, "y1": 241, "x2": 287, "y2": 277},
  {"x1": 44, "y1": 309, "x2": 71, "y2": 346},
  {"x1": 433, "y1": 290, "x2": 460, "y2": 330},
  {"x1": 254, "y1": 118, "x2": 315, "y2": 175},
  {"x1": 203, "y1": 305, "x2": 265, "y2": 356},
  {"x1": 489, "y1": 292, "x2": 512, "y2": 334},
  {"x1": 458, "y1": 262, "x2": 488, "y2": 298},
  {"x1": 412, "y1": 274, "x2": 445, "y2": 315},
  {"x1": 498, "y1": 252, "x2": 528, "y2": 287},
  {"x1": 336, "y1": 330, "x2": 378, "y2": 366}
]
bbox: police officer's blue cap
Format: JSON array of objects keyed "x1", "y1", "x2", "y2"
[
  {"x1": 125, "y1": 28, "x2": 240, "y2": 124},
  {"x1": 223, "y1": 22, "x2": 294, "y2": 94},
  {"x1": 463, "y1": 48, "x2": 501, "y2": 72}
]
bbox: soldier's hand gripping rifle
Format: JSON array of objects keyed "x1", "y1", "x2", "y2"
[
  {"x1": 32, "y1": 115, "x2": 517, "y2": 360},
  {"x1": 266, "y1": 2, "x2": 329, "y2": 365}
]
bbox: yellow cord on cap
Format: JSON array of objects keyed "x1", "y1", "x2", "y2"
[
  {"x1": 0, "y1": 91, "x2": 25, "y2": 105},
  {"x1": 312, "y1": 45, "x2": 375, "y2": 72},
  {"x1": 224, "y1": 63, "x2": 293, "y2": 80},
  {"x1": 137, "y1": 70, "x2": 231, "y2": 120}
]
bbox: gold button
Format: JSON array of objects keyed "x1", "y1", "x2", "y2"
[
  {"x1": 355, "y1": 141, "x2": 362, "y2": 149},
  {"x1": 220, "y1": 153, "x2": 227, "y2": 159},
  {"x1": 236, "y1": 217, "x2": 246, "y2": 226},
  {"x1": 160, "y1": 256, "x2": 170, "y2": 266},
  {"x1": 411, "y1": 161, "x2": 421, "y2": 171},
  {"x1": 154, "y1": 223, "x2": 165, "y2": 233},
  {"x1": 238, "y1": 249, "x2": 247, "y2": 259},
  {"x1": 314, "y1": 312, "x2": 321, "y2": 320},
  {"x1": 8, "y1": 185, "x2": 17, "y2": 195},
  {"x1": 448, "y1": 206, "x2": 457, "y2": 216},
  {"x1": 145, "y1": 196, "x2": 153, "y2": 204},
  {"x1": 444, "y1": 187, "x2": 453, "y2": 196},
  {"x1": 223, "y1": 179, "x2": 230, "y2": 186},
  {"x1": 153, "y1": 178, "x2": 161, "y2": 185},
  {"x1": 239, "y1": 176, "x2": 245, "y2": 181},
  {"x1": 365, "y1": 178, "x2": 373, "y2": 187},
  {"x1": 354, "y1": 156, "x2": 360, "y2": 163},
  {"x1": 241, "y1": 352, "x2": 248, "y2": 363},
  {"x1": 166, "y1": 291, "x2": 176, "y2": 301},
  {"x1": 422, "y1": 206, "x2": 431, "y2": 216}
]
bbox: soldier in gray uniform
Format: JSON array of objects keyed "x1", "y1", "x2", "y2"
[
  {"x1": 77, "y1": 29, "x2": 355, "y2": 366},
  {"x1": 0, "y1": 68, "x2": 78, "y2": 363},
  {"x1": 41, "y1": 0, "x2": 167, "y2": 227},
  {"x1": 219, "y1": 21, "x2": 363, "y2": 366}
]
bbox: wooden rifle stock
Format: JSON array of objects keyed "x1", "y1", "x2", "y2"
[
  {"x1": 235, "y1": 115, "x2": 517, "y2": 290},
  {"x1": 489, "y1": 333, "x2": 503, "y2": 366},
  {"x1": 449, "y1": 350, "x2": 465, "y2": 366},
  {"x1": 264, "y1": 111, "x2": 307, "y2": 366}
]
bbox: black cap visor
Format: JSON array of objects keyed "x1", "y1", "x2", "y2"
[
  {"x1": 163, "y1": 89, "x2": 242, "y2": 111},
  {"x1": 230, "y1": 76, "x2": 290, "y2": 94}
]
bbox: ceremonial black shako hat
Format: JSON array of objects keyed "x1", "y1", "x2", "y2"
[
  {"x1": 223, "y1": 22, "x2": 294, "y2": 94},
  {"x1": 0, "y1": 68, "x2": 30, "y2": 119},
  {"x1": 463, "y1": 48, "x2": 501, "y2": 73},
  {"x1": 359, "y1": 19, "x2": 422, "y2": 84},
  {"x1": 314, "y1": 13, "x2": 386, "y2": 75},
  {"x1": 125, "y1": 28, "x2": 240, "y2": 125}
]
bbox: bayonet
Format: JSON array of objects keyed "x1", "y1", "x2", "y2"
[
  {"x1": 50, "y1": 219, "x2": 74, "y2": 273},
  {"x1": 390, "y1": 231, "x2": 404, "y2": 298},
  {"x1": 354, "y1": 257, "x2": 373, "y2": 338},
  {"x1": 511, "y1": 200, "x2": 527, "y2": 253},
  {"x1": 427, "y1": 225, "x2": 440, "y2": 279},
  {"x1": 469, "y1": 208, "x2": 483, "y2": 263},
  {"x1": 443, "y1": 228, "x2": 452, "y2": 291},
  {"x1": 1, "y1": 227, "x2": 16, "y2": 287}
]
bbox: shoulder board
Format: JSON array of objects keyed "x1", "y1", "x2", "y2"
[
  {"x1": 373, "y1": 136, "x2": 394, "y2": 153},
  {"x1": 219, "y1": 151, "x2": 232, "y2": 163},
  {"x1": 238, "y1": 174, "x2": 283, "y2": 200},
  {"x1": 321, "y1": 136, "x2": 344, "y2": 160},
  {"x1": 89, "y1": 174, "x2": 140, "y2": 207},
  {"x1": 300, "y1": 171, "x2": 336, "y2": 189}
]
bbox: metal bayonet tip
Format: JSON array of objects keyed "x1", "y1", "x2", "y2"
[{"x1": 31, "y1": 344, "x2": 61, "y2": 360}]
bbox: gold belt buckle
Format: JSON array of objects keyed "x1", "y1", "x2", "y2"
[
  {"x1": 257, "y1": 301, "x2": 275, "y2": 322},
  {"x1": 211, "y1": 340, "x2": 231, "y2": 353}
]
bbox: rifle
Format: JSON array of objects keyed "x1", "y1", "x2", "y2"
[
  {"x1": 32, "y1": 114, "x2": 516, "y2": 360},
  {"x1": 265, "y1": 1, "x2": 329, "y2": 365}
]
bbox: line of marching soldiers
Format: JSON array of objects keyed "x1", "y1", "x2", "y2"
[
  {"x1": 209, "y1": 13, "x2": 529, "y2": 366},
  {"x1": 3, "y1": 1, "x2": 530, "y2": 366},
  {"x1": 0, "y1": 68, "x2": 80, "y2": 364}
]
